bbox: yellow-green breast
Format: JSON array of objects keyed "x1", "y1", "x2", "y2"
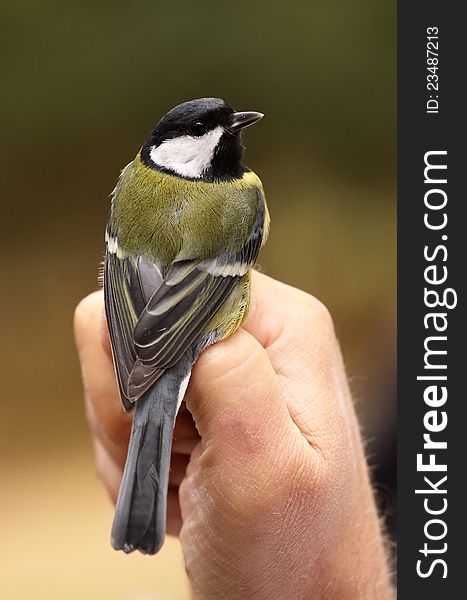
[{"x1": 109, "y1": 154, "x2": 266, "y2": 266}]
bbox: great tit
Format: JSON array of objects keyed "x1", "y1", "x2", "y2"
[{"x1": 104, "y1": 97, "x2": 269, "y2": 555}]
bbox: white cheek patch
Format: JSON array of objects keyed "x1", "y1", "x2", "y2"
[{"x1": 149, "y1": 126, "x2": 224, "y2": 178}]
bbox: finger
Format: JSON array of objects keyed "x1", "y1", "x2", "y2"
[
  {"x1": 181, "y1": 339, "x2": 315, "y2": 526},
  {"x1": 166, "y1": 487, "x2": 182, "y2": 537},
  {"x1": 173, "y1": 407, "x2": 199, "y2": 441},
  {"x1": 172, "y1": 436, "x2": 199, "y2": 455},
  {"x1": 169, "y1": 453, "x2": 189, "y2": 487},
  {"x1": 94, "y1": 438, "x2": 123, "y2": 504},
  {"x1": 74, "y1": 292, "x2": 132, "y2": 465},
  {"x1": 173, "y1": 407, "x2": 200, "y2": 455}
]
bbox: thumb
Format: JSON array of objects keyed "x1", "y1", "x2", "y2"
[
  {"x1": 185, "y1": 328, "x2": 298, "y2": 470},
  {"x1": 179, "y1": 328, "x2": 321, "y2": 584}
]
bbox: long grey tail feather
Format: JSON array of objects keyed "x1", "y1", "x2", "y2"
[{"x1": 111, "y1": 357, "x2": 192, "y2": 555}]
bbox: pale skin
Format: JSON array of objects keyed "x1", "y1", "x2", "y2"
[{"x1": 74, "y1": 271, "x2": 395, "y2": 599}]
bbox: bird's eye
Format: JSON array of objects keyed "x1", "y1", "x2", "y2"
[{"x1": 190, "y1": 120, "x2": 207, "y2": 136}]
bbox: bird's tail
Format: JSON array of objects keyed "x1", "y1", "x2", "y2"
[{"x1": 111, "y1": 359, "x2": 191, "y2": 555}]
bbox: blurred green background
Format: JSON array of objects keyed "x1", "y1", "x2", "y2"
[{"x1": 0, "y1": 1, "x2": 395, "y2": 598}]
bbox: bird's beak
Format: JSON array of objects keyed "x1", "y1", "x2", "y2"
[{"x1": 228, "y1": 111, "x2": 264, "y2": 132}]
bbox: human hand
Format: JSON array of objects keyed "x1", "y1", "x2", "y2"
[{"x1": 74, "y1": 272, "x2": 394, "y2": 599}]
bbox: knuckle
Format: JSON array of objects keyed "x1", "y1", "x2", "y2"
[
  {"x1": 214, "y1": 443, "x2": 306, "y2": 521},
  {"x1": 300, "y1": 294, "x2": 335, "y2": 337},
  {"x1": 193, "y1": 439, "x2": 337, "y2": 534},
  {"x1": 265, "y1": 450, "x2": 334, "y2": 527},
  {"x1": 73, "y1": 292, "x2": 103, "y2": 341},
  {"x1": 314, "y1": 299, "x2": 334, "y2": 329},
  {"x1": 73, "y1": 294, "x2": 93, "y2": 330},
  {"x1": 73, "y1": 303, "x2": 88, "y2": 344}
]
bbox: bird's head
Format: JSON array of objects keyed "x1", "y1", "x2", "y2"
[{"x1": 140, "y1": 98, "x2": 263, "y2": 181}]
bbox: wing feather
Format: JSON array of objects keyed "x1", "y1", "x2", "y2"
[
  {"x1": 128, "y1": 268, "x2": 237, "y2": 400},
  {"x1": 104, "y1": 251, "x2": 163, "y2": 410}
]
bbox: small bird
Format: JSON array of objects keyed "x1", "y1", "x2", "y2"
[{"x1": 103, "y1": 97, "x2": 269, "y2": 555}]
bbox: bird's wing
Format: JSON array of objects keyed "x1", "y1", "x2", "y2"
[
  {"x1": 105, "y1": 189, "x2": 267, "y2": 407},
  {"x1": 128, "y1": 260, "x2": 240, "y2": 401},
  {"x1": 104, "y1": 250, "x2": 164, "y2": 410}
]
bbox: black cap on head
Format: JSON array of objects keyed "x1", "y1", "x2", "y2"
[
  {"x1": 141, "y1": 98, "x2": 263, "y2": 181},
  {"x1": 150, "y1": 98, "x2": 234, "y2": 143}
]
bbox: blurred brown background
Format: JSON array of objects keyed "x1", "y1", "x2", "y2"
[{"x1": 0, "y1": 1, "x2": 395, "y2": 598}]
